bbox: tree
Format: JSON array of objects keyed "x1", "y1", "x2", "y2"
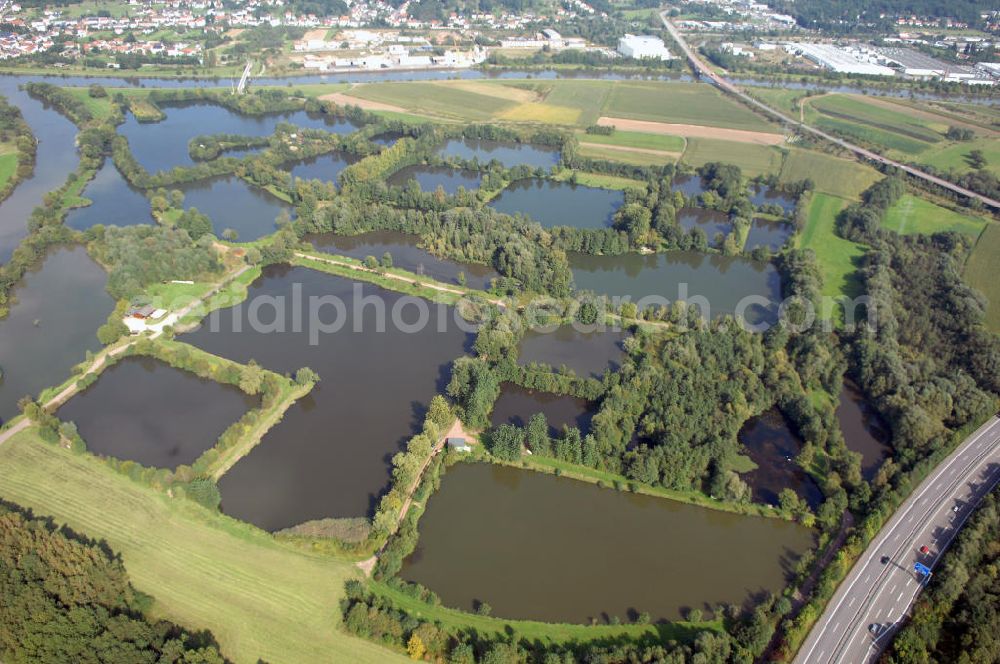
[
  {"x1": 381, "y1": 251, "x2": 393, "y2": 269},
  {"x1": 239, "y1": 360, "x2": 264, "y2": 394},
  {"x1": 488, "y1": 424, "x2": 523, "y2": 461},
  {"x1": 968, "y1": 149, "x2": 987, "y2": 170},
  {"x1": 295, "y1": 366, "x2": 319, "y2": 386},
  {"x1": 222, "y1": 228, "x2": 239, "y2": 242},
  {"x1": 525, "y1": 412, "x2": 551, "y2": 455},
  {"x1": 363, "y1": 255, "x2": 378, "y2": 270},
  {"x1": 407, "y1": 634, "x2": 426, "y2": 660}
]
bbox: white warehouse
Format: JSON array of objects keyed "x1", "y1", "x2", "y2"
[
  {"x1": 618, "y1": 34, "x2": 674, "y2": 61},
  {"x1": 786, "y1": 42, "x2": 896, "y2": 77}
]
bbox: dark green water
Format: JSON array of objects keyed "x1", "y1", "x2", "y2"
[
  {"x1": 0, "y1": 246, "x2": 114, "y2": 424},
  {"x1": 181, "y1": 265, "x2": 473, "y2": 529},
  {"x1": 178, "y1": 176, "x2": 294, "y2": 241},
  {"x1": 65, "y1": 161, "x2": 153, "y2": 230},
  {"x1": 288, "y1": 151, "x2": 360, "y2": 183},
  {"x1": 569, "y1": 251, "x2": 781, "y2": 324},
  {"x1": 836, "y1": 381, "x2": 892, "y2": 480},
  {"x1": 438, "y1": 139, "x2": 560, "y2": 169},
  {"x1": 57, "y1": 356, "x2": 259, "y2": 469},
  {"x1": 738, "y1": 409, "x2": 824, "y2": 509},
  {"x1": 517, "y1": 326, "x2": 625, "y2": 379},
  {"x1": 745, "y1": 218, "x2": 794, "y2": 252},
  {"x1": 489, "y1": 178, "x2": 623, "y2": 229},
  {"x1": 402, "y1": 463, "x2": 815, "y2": 623},
  {"x1": 386, "y1": 164, "x2": 481, "y2": 194},
  {"x1": 306, "y1": 230, "x2": 499, "y2": 290},
  {"x1": 490, "y1": 384, "x2": 595, "y2": 436}
]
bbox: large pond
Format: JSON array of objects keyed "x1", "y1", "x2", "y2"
[
  {"x1": 489, "y1": 178, "x2": 624, "y2": 229},
  {"x1": 57, "y1": 356, "x2": 258, "y2": 469},
  {"x1": 677, "y1": 207, "x2": 731, "y2": 244},
  {"x1": 517, "y1": 326, "x2": 626, "y2": 379},
  {"x1": 65, "y1": 161, "x2": 152, "y2": 230},
  {"x1": 438, "y1": 138, "x2": 560, "y2": 169},
  {"x1": 288, "y1": 151, "x2": 360, "y2": 183},
  {"x1": 490, "y1": 384, "x2": 595, "y2": 436},
  {"x1": 306, "y1": 230, "x2": 499, "y2": 290},
  {"x1": 836, "y1": 381, "x2": 892, "y2": 480},
  {"x1": 119, "y1": 102, "x2": 362, "y2": 173},
  {"x1": 178, "y1": 176, "x2": 293, "y2": 241},
  {"x1": 570, "y1": 251, "x2": 781, "y2": 324},
  {"x1": 738, "y1": 409, "x2": 824, "y2": 510},
  {"x1": 386, "y1": 164, "x2": 481, "y2": 194},
  {"x1": 181, "y1": 266, "x2": 473, "y2": 529},
  {"x1": 402, "y1": 463, "x2": 815, "y2": 622},
  {"x1": 0, "y1": 246, "x2": 114, "y2": 423},
  {"x1": 745, "y1": 218, "x2": 794, "y2": 252}
]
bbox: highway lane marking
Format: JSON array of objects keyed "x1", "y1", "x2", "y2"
[
  {"x1": 805, "y1": 418, "x2": 1000, "y2": 661},
  {"x1": 897, "y1": 591, "x2": 904, "y2": 601}
]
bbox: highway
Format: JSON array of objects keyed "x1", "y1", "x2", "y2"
[
  {"x1": 793, "y1": 415, "x2": 1000, "y2": 663},
  {"x1": 658, "y1": 12, "x2": 1000, "y2": 211}
]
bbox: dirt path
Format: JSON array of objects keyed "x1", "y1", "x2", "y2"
[
  {"x1": 294, "y1": 251, "x2": 506, "y2": 306},
  {"x1": 579, "y1": 141, "x2": 683, "y2": 160},
  {"x1": 0, "y1": 261, "x2": 252, "y2": 448},
  {"x1": 356, "y1": 419, "x2": 473, "y2": 576},
  {"x1": 319, "y1": 91, "x2": 408, "y2": 113},
  {"x1": 597, "y1": 116, "x2": 785, "y2": 146}
]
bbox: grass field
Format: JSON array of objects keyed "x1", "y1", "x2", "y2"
[
  {"x1": 918, "y1": 138, "x2": 1000, "y2": 177},
  {"x1": 604, "y1": 82, "x2": 778, "y2": 133},
  {"x1": 779, "y1": 149, "x2": 881, "y2": 200},
  {"x1": 578, "y1": 129, "x2": 686, "y2": 152},
  {"x1": 345, "y1": 81, "x2": 515, "y2": 121},
  {"x1": 0, "y1": 148, "x2": 17, "y2": 189},
  {"x1": 881, "y1": 195, "x2": 988, "y2": 238},
  {"x1": 964, "y1": 222, "x2": 1000, "y2": 333},
  {"x1": 0, "y1": 430, "x2": 405, "y2": 664},
  {"x1": 809, "y1": 95, "x2": 943, "y2": 144},
  {"x1": 577, "y1": 143, "x2": 678, "y2": 166},
  {"x1": 798, "y1": 193, "x2": 868, "y2": 321},
  {"x1": 682, "y1": 138, "x2": 784, "y2": 176}
]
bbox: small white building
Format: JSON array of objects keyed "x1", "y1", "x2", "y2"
[{"x1": 618, "y1": 34, "x2": 673, "y2": 60}]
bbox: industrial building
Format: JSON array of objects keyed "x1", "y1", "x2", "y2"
[
  {"x1": 617, "y1": 34, "x2": 674, "y2": 60},
  {"x1": 784, "y1": 42, "x2": 896, "y2": 76}
]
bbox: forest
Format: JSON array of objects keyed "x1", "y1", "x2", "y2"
[{"x1": 0, "y1": 503, "x2": 225, "y2": 663}]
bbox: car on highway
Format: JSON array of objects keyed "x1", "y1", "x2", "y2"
[
  {"x1": 919, "y1": 545, "x2": 930, "y2": 555},
  {"x1": 868, "y1": 623, "x2": 885, "y2": 637}
]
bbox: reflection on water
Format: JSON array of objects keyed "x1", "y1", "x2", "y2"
[{"x1": 402, "y1": 462, "x2": 815, "y2": 622}]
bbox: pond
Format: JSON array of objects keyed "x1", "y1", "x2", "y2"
[
  {"x1": 371, "y1": 131, "x2": 404, "y2": 146},
  {"x1": 57, "y1": 356, "x2": 259, "y2": 469},
  {"x1": 437, "y1": 138, "x2": 560, "y2": 169},
  {"x1": 119, "y1": 102, "x2": 362, "y2": 173},
  {"x1": 517, "y1": 325, "x2": 625, "y2": 379},
  {"x1": 836, "y1": 381, "x2": 892, "y2": 480},
  {"x1": 750, "y1": 185, "x2": 797, "y2": 214},
  {"x1": 402, "y1": 463, "x2": 815, "y2": 623},
  {"x1": 745, "y1": 218, "x2": 794, "y2": 252},
  {"x1": 738, "y1": 408, "x2": 824, "y2": 510},
  {"x1": 0, "y1": 246, "x2": 114, "y2": 424},
  {"x1": 385, "y1": 164, "x2": 481, "y2": 194},
  {"x1": 0, "y1": 79, "x2": 80, "y2": 262},
  {"x1": 489, "y1": 178, "x2": 624, "y2": 229},
  {"x1": 65, "y1": 161, "x2": 152, "y2": 230},
  {"x1": 288, "y1": 151, "x2": 360, "y2": 183},
  {"x1": 676, "y1": 207, "x2": 731, "y2": 244},
  {"x1": 490, "y1": 384, "x2": 595, "y2": 436},
  {"x1": 178, "y1": 176, "x2": 294, "y2": 241},
  {"x1": 671, "y1": 174, "x2": 705, "y2": 198},
  {"x1": 181, "y1": 266, "x2": 474, "y2": 530},
  {"x1": 569, "y1": 251, "x2": 782, "y2": 325},
  {"x1": 306, "y1": 230, "x2": 499, "y2": 290}
]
